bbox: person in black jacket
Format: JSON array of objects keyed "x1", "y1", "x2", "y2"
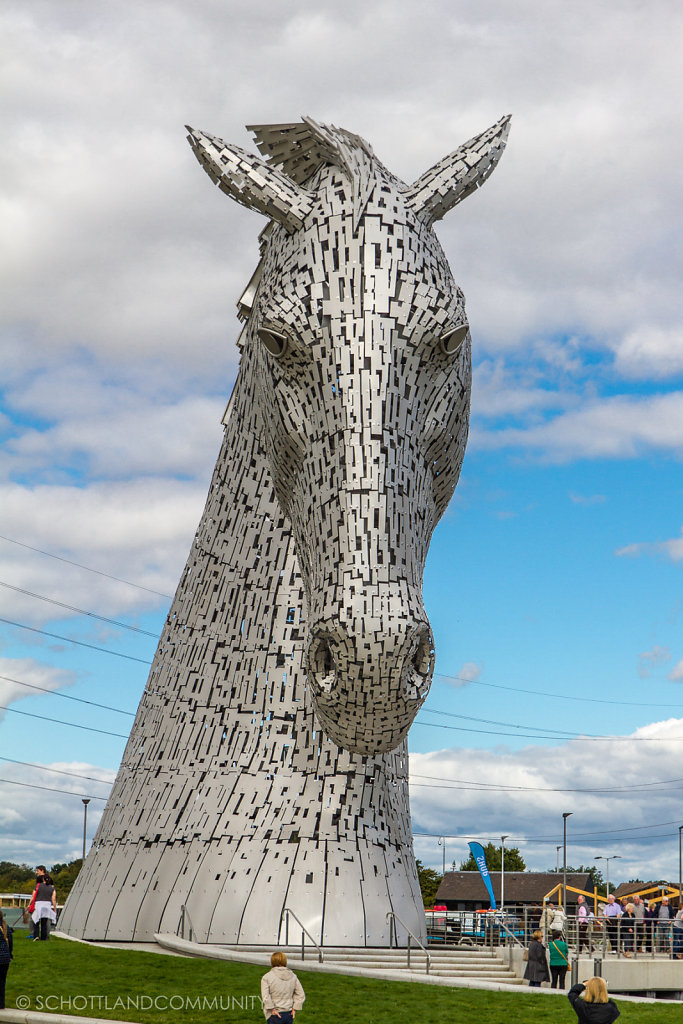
[
  {"x1": 568, "y1": 979, "x2": 619, "y2": 1023},
  {"x1": 523, "y1": 929, "x2": 550, "y2": 987},
  {"x1": 0, "y1": 910, "x2": 13, "y2": 1010}
]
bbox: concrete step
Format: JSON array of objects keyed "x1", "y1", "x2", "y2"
[{"x1": 214, "y1": 941, "x2": 521, "y2": 983}]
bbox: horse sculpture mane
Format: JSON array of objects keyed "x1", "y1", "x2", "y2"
[{"x1": 59, "y1": 115, "x2": 510, "y2": 947}]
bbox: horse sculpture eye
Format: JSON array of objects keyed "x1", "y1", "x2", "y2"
[
  {"x1": 440, "y1": 323, "x2": 469, "y2": 356},
  {"x1": 258, "y1": 327, "x2": 288, "y2": 358}
]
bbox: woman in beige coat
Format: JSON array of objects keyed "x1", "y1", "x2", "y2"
[{"x1": 261, "y1": 951, "x2": 305, "y2": 1023}]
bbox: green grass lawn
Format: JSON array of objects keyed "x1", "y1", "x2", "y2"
[{"x1": 5, "y1": 938, "x2": 681, "y2": 1024}]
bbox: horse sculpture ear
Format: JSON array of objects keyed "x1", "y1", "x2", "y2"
[
  {"x1": 186, "y1": 126, "x2": 314, "y2": 233},
  {"x1": 404, "y1": 115, "x2": 511, "y2": 225}
]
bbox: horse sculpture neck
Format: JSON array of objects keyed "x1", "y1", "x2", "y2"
[{"x1": 59, "y1": 348, "x2": 421, "y2": 945}]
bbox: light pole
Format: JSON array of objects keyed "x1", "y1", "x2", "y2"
[
  {"x1": 595, "y1": 854, "x2": 621, "y2": 897},
  {"x1": 562, "y1": 813, "x2": 572, "y2": 910},
  {"x1": 678, "y1": 825, "x2": 682, "y2": 909},
  {"x1": 82, "y1": 798, "x2": 91, "y2": 862},
  {"x1": 501, "y1": 835, "x2": 509, "y2": 911},
  {"x1": 438, "y1": 836, "x2": 446, "y2": 877}
]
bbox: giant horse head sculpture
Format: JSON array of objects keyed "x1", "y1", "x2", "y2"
[{"x1": 187, "y1": 116, "x2": 509, "y2": 757}]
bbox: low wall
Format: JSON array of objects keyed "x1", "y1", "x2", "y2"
[{"x1": 508, "y1": 947, "x2": 683, "y2": 998}]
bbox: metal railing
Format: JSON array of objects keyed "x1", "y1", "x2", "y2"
[
  {"x1": 280, "y1": 908, "x2": 324, "y2": 962},
  {"x1": 425, "y1": 906, "x2": 683, "y2": 958},
  {"x1": 387, "y1": 911, "x2": 432, "y2": 973},
  {"x1": 179, "y1": 904, "x2": 196, "y2": 942}
]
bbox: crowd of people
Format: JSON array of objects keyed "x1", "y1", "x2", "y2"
[
  {"x1": 573, "y1": 893, "x2": 683, "y2": 958},
  {"x1": 524, "y1": 892, "x2": 683, "y2": 989}
]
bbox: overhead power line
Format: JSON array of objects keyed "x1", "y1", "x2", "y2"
[
  {"x1": 0, "y1": 533, "x2": 172, "y2": 599},
  {"x1": 0, "y1": 674, "x2": 134, "y2": 716},
  {"x1": 0, "y1": 616, "x2": 153, "y2": 665},
  {"x1": 415, "y1": 718, "x2": 683, "y2": 742},
  {"x1": 0, "y1": 777, "x2": 107, "y2": 801},
  {"x1": 414, "y1": 818, "x2": 683, "y2": 843},
  {"x1": 0, "y1": 703, "x2": 128, "y2": 739},
  {"x1": 437, "y1": 673, "x2": 683, "y2": 710},
  {"x1": 0, "y1": 580, "x2": 159, "y2": 637},
  {"x1": 409, "y1": 772, "x2": 683, "y2": 793},
  {"x1": 0, "y1": 756, "x2": 115, "y2": 786}
]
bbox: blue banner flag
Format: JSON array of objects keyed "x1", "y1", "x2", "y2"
[{"x1": 468, "y1": 841, "x2": 497, "y2": 909}]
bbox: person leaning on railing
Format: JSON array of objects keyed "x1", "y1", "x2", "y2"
[
  {"x1": 576, "y1": 895, "x2": 593, "y2": 953},
  {"x1": 672, "y1": 906, "x2": 683, "y2": 959},
  {"x1": 621, "y1": 903, "x2": 636, "y2": 958}
]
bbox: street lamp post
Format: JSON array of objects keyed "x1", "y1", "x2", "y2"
[
  {"x1": 562, "y1": 813, "x2": 572, "y2": 910},
  {"x1": 82, "y1": 798, "x2": 91, "y2": 862},
  {"x1": 678, "y1": 825, "x2": 682, "y2": 909},
  {"x1": 595, "y1": 854, "x2": 622, "y2": 898},
  {"x1": 501, "y1": 835, "x2": 509, "y2": 911},
  {"x1": 438, "y1": 836, "x2": 446, "y2": 877}
]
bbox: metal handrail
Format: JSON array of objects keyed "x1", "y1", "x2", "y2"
[
  {"x1": 497, "y1": 917, "x2": 525, "y2": 948},
  {"x1": 179, "y1": 904, "x2": 196, "y2": 942},
  {"x1": 280, "y1": 908, "x2": 324, "y2": 962},
  {"x1": 386, "y1": 911, "x2": 431, "y2": 973}
]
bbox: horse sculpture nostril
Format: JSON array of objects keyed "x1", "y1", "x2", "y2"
[
  {"x1": 308, "y1": 636, "x2": 336, "y2": 693},
  {"x1": 411, "y1": 630, "x2": 435, "y2": 677}
]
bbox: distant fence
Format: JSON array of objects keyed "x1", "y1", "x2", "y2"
[{"x1": 425, "y1": 906, "x2": 682, "y2": 959}]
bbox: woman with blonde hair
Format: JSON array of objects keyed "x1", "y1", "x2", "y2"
[
  {"x1": 568, "y1": 977, "x2": 620, "y2": 1023},
  {"x1": 523, "y1": 929, "x2": 549, "y2": 987},
  {"x1": 261, "y1": 951, "x2": 305, "y2": 1023}
]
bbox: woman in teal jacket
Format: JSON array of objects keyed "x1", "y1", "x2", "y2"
[{"x1": 548, "y1": 929, "x2": 570, "y2": 989}]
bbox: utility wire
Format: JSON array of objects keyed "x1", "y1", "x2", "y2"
[
  {"x1": 413, "y1": 819, "x2": 683, "y2": 842},
  {"x1": 0, "y1": 617, "x2": 152, "y2": 665},
  {"x1": 0, "y1": 777, "x2": 107, "y2": 800},
  {"x1": 0, "y1": 703, "x2": 128, "y2": 739},
  {"x1": 0, "y1": 533, "x2": 172, "y2": 599},
  {"x1": 409, "y1": 772, "x2": 683, "y2": 793},
  {"x1": 0, "y1": 756, "x2": 114, "y2": 786},
  {"x1": 436, "y1": 673, "x2": 683, "y2": 710},
  {"x1": 415, "y1": 718, "x2": 683, "y2": 742},
  {"x1": 0, "y1": 580, "x2": 159, "y2": 637},
  {"x1": 423, "y1": 707, "x2": 587, "y2": 738},
  {"x1": 0, "y1": 674, "x2": 134, "y2": 716}
]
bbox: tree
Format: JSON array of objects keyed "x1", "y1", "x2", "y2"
[
  {"x1": 0, "y1": 862, "x2": 35, "y2": 894},
  {"x1": 50, "y1": 860, "x2": 84, "y2": 900},
  {"x1": 459, "y1": 843, "x2": 526, "y2": 872},
  {"x1": 415, "y1": 860, "x2": 443, "y2": 908},
  {"x1": 0, "y1": 859, "x2": 84, "y2": 901}
]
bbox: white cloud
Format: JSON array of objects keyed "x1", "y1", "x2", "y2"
[
  {"x1": 616, "y1": 527, "x2": 683, "y2": 564},
  {"x1": 569, "y1": 493, "x2": 606, "y2": 506},
  {"x1": 0, "y1": 658, "x2": 76, "y2": 722},
  {"x1": 475, "y1": 392, "x2": 683, "y2": 462},
  {"x1": 410, "y1": 718, "x2": 683, "y2": 879},
  {"x1": 669, "y1": 660, "x2": 683, "y2": 682},
  {"x1": 0, "y1": 759, "x2": 115, "y2": 867},
  {"x1": 439, "y1": 662, "x2": 483, "y2": 688},
  {"x1": 637, "y1": 645, "x2": 670, "y2": 679},
  {"x1": 614, "y1": 327, "x2": 683, "y2": 380},
  {"x1": 3, "y1": 389, "x2": 225, "y2": 482},
  {"x1": 0, "y1": 479, "x2": 206, "y2": 624}
]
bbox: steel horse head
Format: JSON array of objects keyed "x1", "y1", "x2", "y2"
[{"x1": 187, "y1": 115, "x2": 509, "y2": 756}]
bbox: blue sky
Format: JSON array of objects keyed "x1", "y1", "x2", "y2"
[{"x1": 2, "y1": 0, "x2": 683, "y2": 883}]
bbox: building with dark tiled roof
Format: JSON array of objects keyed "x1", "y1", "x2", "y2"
[
  {"x1": 434, "y1": 871, "x2": 595, "y2": 911},
  {"x1": 613, "y1": 880, "x2": 681, "y2": 906}
]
